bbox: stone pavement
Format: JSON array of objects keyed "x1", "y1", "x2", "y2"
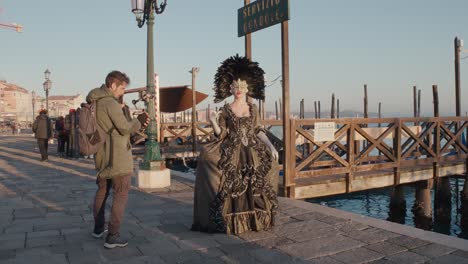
[{"x1": 1, "y1": 135, "x2": 468, "y2": 264}]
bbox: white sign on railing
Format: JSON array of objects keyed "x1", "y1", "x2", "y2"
[{"x1": 314, "y1": 122, "x2": 336, "y2": 142}]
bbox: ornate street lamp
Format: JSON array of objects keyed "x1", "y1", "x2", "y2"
[
  {"x1": 131, "y1": 0, "x2": 168, "y2": 169},
  {"x1": 43, "y1": 69, "x2": 52, "y2": 112},
  {"x1": 31, "y1": 91, "x2": 36, "y2": 121}
]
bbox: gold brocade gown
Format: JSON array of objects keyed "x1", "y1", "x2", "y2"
[{"x1": 192, "y1": 103, "x2": 278, "y2": 234}]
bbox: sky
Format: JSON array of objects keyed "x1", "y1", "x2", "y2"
[{"x1": 1, "y1": 0, "x2": 468, "y2": 116}]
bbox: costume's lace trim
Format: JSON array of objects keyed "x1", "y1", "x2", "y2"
[{"x1": 209, "y1": 103, "x2": 278, "y2": 234}]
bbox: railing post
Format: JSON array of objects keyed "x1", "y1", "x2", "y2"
[
  {"x1": 346, "y1": 121, "x2": 355, "y2": 193},
  {"x1": 286, "y1": 118, "x2": 296, "y2": 198},
  {"x1": 393, "y1": 119, "x2": 401, "y2": 185}
]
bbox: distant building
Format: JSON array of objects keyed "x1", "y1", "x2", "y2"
[
  {"x1": 48, "y1": 94, "x2": 84, "y2": 118},
  {"x1": 0, "y1": 80, "x2": 84, "y2": 123},
  {"x1": 0, "y1": 81, "x2": 33, "y2": 123}
]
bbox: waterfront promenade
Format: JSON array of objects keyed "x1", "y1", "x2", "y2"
[{"x1": 1, "y1": 135, "x2": 468, "y2": 263}]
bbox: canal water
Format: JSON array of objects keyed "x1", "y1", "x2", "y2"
[{"x1": 308, "y1": 177, "x2": 468, "y2": 240}]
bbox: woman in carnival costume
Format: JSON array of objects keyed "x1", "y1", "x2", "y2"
[{"x1": 192, "y1": 54, "x2": 279, "y2": 235}]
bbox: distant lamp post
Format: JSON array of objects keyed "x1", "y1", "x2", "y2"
[
  {"x1": 189, "y1": 67, "x2": 200, "y2": 155},
  {"x1": 43, "y1": 69, "x2": 52, "y2": 112},
  {"x1": 131, "y1": 0, "x2": 171, "y2": 188},
  {"x1": 31, "y1": 91, "x2": 36, "y2": 120}
]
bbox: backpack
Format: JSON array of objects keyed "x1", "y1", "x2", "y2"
[{"x1": 78, "y1": 100, "x2": 106, "y2": 155}]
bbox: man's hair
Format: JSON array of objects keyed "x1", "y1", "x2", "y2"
[{"x1": 105, "y1": 71, "x2": 130, "y2": 88}]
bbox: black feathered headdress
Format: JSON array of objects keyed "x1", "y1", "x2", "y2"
[{"x1": 213, "y1": 54, "x2": 265, "y2": 103}]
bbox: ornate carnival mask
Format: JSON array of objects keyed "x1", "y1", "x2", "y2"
[{"x1": 230, "y1": 78, "x2": 249, "y2": 94}]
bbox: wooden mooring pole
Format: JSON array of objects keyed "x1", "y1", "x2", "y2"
[
  {"x1": 331, "y1": 93, "x2": 335, "y2": 119},
  {"x1": 364, "y1": 84, "x2": 368, "y2": 119},
  {"x1": 275, "y1": 101, "x2": 279, "y2": 120},
  {"x1": 433, "y1": 84, "x2": 452, "y2": 230},
  {"x1": 314, "y1": 101, "x2": 317, "y2": 119},
  {"x1": 337, "y1": 99, "x2": 340, "y2": 119},
  {"x1": 318, "y1": 101, "x2": 321, "y2": 119}
]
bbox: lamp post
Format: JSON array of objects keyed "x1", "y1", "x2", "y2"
[
  {"x1": 31, "y1": 91, "x2": 36, "y2": 121},
  {"x1": 131, "y1": 0, "x2": 170, "y2": 183},
  {"x1": 43, "y1": 69, "x2": 52, "y2": 112}
]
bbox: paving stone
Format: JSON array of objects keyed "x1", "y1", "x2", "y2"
[
  {"x1": 343, "y1": 228, "x2": 399, "y2": 244},
  {"x1": 250, "y1": 248, "x2": 306, "y2": 264},
  {"x1": 0, "y1": 249, "x2": 15, "y2": 261},
  {"x1": 0, "y1": 232, "x2": 25, "y2": 241},
  {"x1": 175, "y1": 237, "x2": 220, "y2": 250},
  {"x1": 110, "y1": 255, "x2": 167, "y2": 264},
  {"x1": 160, "y1": 249, "x2": 202, "y2": 264},
  {"x1": 453, "y1": 250, "x2": 468, "y2": 258},
  {"x1": 254, "y1": 236, "x2": 295, "y2": 249},
  {"x1": 218, "y1": 242, "x2": 264, "y2": 255},
  {"x1": 277, "y1": 234, "x2": 365, "y2": 259},
  {"x1": 98, "y1": 246, "x2": 144, "y2": 262},
  {"x1": 365, "y1": 259, "x2": 397, "y2": 264},
  {"x1": 220, "y1": 251, "x2": 263, "y2": 264},
  {"x1": 309, "y1": 256, "x2": 345, "y2": 264},
  {"x1": 60, "y1": 227, "x2": 86, "y2": 235},
  {"x1": 284, "y1": 225, "x2": 337, "y2": 242},
  {"x1": 237, "y1": 230, "x2": 277, "y2": 242},
  {"x1": 13, "y1": 207, "x2": 47, "y2": 219},
  {"x1": 365, "y1": 241, "x2": 407, "y2": 256},
  {"x1": 14, "y1": 248, "x2": 68, "y2": 264},
  {"x1": 211, "y1": 233, "x2": 246, "y2": 245},
  {"x1": 193, "y1": 247, "x2": 224, "y2": 258},
  {"x1": 273, "y1": 219, "x2": 331, "y2": 237},
  {"x1": 276, "y1": 215, "x2": 300, "y2": 225},
  {"x1": 159, "y1": 223, "x2": 190, "y2": 234},
  {"x1": 4, "y1": 223, "x2": 34, "y2": 233},
  {"x1": 318, "y1": 215, "x2": 350, "y2": 225},
  {"x1": 25, "y1": 235, "x2": 65, "y2": 248},
  {"x1": 331, "y1": 247, "x2": 385, "y2": 264},
  {"x1": 182, "y1": 256, "x2": 228, "y2": 264},
  {"x1": 410, "y1": 243, "x2": 456, "y2": 258},
  {"x1": 334, "y1": 221, "x2": 369, "y2": 233},
  {"x1": 27, "y1": 229, "x2": 60, "y2": 238},
  {"x1": 291, "y1": 211, "x2": 329, "y2": 221},
  {"x1": 427, "y1": 254, "x2": 468, "y2": 264},
  {"x1": 0, "y1": 238, "x2": 25, "y2": 250},
  {"x1": 281, "y1": 206, "x2": 312, "y2": 217},
  {"x1": 172, "y1": 231, "x2": 210, "y2": 240},
  {"x1": 385, "y1": 251, "x2": 430, "y2": 264},
  {"x1": 386, "y1": 235, "x2": 430, "y2": 249},
  {"x1": 137, "y1": 238, "x2": 182, "y2": 255}
]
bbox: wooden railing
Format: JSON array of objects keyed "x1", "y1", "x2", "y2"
[
  {"x1": 283, "y1": 117, "x2": 468, "y2": 197},
  {"x1": 157, "y1": 117, "x2": 468, "y2": 198}
]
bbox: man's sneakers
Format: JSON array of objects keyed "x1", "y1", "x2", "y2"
[
  {"x1": 91, "y1": 227, "x2": 108, "y2": 238},
  {"x1": 104, "y1": 233, "x2": 128, "y2": 249}
]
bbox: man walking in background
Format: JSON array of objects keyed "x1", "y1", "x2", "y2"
[
  {"x1": 87, "y1": 71, "x2": 148, "y2": 249},
  {"x1": 32, "y1": 109, "x2": 53, "y2": 161}
]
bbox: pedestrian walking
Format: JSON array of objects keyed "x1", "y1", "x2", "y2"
[
  {"x1": 55, "y1": 116, "x2": 66, "y2": 157},
  {"x1": 87, "y1": 71, "x2": 149, "y2": 249},
  {"x1": 32, "y1": 109, "x2": 53, "y2": 161}
]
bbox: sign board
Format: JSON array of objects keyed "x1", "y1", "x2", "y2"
[
  {"x1": 313, "y1": 122, "x2": 336, "y2": 142},
  {"x1": 238, "y1": 0, "x2": 290, "y2": 37}
]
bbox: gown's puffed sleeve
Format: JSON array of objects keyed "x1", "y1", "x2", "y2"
[{"x1": 216, "y1": 107, "x2": 228, "y2": 140}]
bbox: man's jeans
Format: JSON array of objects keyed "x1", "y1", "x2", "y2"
[{"x1": 93, "y1": 174, "x2": 131, "y2": 235}]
